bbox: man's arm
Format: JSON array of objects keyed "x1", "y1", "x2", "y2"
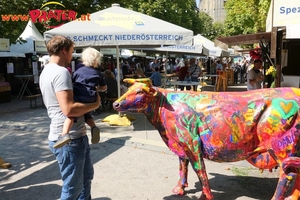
[{"x1": 56, "y1": 90, "x2": 100, "y2": 117}]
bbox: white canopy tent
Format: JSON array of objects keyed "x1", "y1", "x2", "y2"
[
  {"x1": 193, "y1": 34, "x2": 230, "y2": 57},
  {"x1": 44, "y1": 3, "x2": 194, "y2": 97},
  {"x1": 44, "y1": 4, "x2": 193, "y2": 48},
  {"x1": 10, "y1": 20, "x2": 47, "y2": 54}
]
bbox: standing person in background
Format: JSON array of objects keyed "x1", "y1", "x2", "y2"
[
  {"x1": 206, "y1": 57, "x2": 211, "y2": 74},
  {"x1": 247, "y1": 59, "x2": 264, "y2": 90},
  {"x1": 188, "y1": 57, "x2": 202, "y2": 91},
  {"x1": 233, "y1": 62, "x2": 241, "y2": 84},
  {"x1": 106, "y1": 60, "x2": 114, "y2": 72},
  {"x1": 104, "y1": 70, "x2": 118, "y2": 99},
  {"x1": 151, "y1": 59, "x2": 160, "y2": 71},
  {"x1": 216, "y1": 60, "x2": 223, "y2": 71},
  {"x1": 240, "y1": 57, "x2": 248, "y2": 83},
  {"x1": 103, "y1": 70, "x2": 118, "y2": 110},
  {"x1": 114, "y1": 63, "x2": 123, "y2": 81},
  {"x1": 150, "y1": 67, "x2": 162, "y2": 86},
  {"x1": 39, "y1": 36, "x2": 100, "y2": 200},
  {"x1": 178, "y1": 59, "x2": 190, "y2": 91},
  {"x1": 122, "y1": 61, "x2": 130, "y2": 77}
]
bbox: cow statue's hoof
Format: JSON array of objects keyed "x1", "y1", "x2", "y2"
[
  {"x1": 199, "y1": 193, "x2": 213, "y2": 200},
  {"x1": 172, "y1": 183, "x2": 188, "y2": 195}
]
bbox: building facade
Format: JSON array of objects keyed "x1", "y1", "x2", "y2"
[{"x1": 199, "y1": 0, "x2": 227, "y2": 23}]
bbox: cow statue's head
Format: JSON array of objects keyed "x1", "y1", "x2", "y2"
[{"x1": 113, "y1": 78, "x2": 158, "y2": 113}]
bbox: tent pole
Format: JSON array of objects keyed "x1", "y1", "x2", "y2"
[
  {"x1": 116, "y1": 45, "x2": 120, "y2": 98},
  {"x1": 166, "y1": 51, "x2": 168, "y2": 72}
]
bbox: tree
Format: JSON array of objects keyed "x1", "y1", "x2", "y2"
[
  {"x1": 197, "y1": 12, "x2": 215, "y2": 39},
  {"x1": 224, "y1": 0, "x2": 271, "y2": 36},
  {"x1": 126, "y1": 0, "x2": 202, "y2": 34}
]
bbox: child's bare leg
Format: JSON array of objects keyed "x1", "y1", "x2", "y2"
[
  {"x1": 85, "y1": 118, "x2": 95, "y2": 128},
  {"x1": 62, "y1": 117, "x2": 74, "y2": 135},
  {"x1": 86, "y1": 117, "x2": 100, "y2": 144},
  {"x1": 53, "y1": 118, "x2": 73, "y2": 148}
]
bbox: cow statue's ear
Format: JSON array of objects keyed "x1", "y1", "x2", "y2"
[{"x1": 149, "y1": 87, "x2": 158, "y2": 96}]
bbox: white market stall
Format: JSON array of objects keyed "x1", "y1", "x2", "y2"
[
  {"x1": 44, "y1": 3, "x2": 194, "y2": 97},
  {"x1": 193, "y1": 34, "x2": 229, "y2": 57},
  {"x1": 266, "y1": 0, "x2": 300, "y2": 87},
  {"x1": 10, "y1": 20, "x2": 47, "y2": 54},
  {"x1": 266, "y1": 0, "x2": 300, "y2": 39}
]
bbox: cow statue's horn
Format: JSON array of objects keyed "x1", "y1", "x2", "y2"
[
  {"x1": 142, "y1": 86, "x2": 158, "y2": 96},
  {"x1": 123, "y1": 78, "x2": 152, "y2": 86}
]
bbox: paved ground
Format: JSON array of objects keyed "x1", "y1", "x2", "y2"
[{"x1": 0, "y1": 93, "x2": 281, "y2": 200}]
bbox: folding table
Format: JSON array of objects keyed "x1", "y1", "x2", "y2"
[{"x1": 15, "y1": 75, "x2": 33, "y2": 100}]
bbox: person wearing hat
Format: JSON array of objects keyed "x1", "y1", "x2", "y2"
[{"x1": 247, "y1": 59, "x2": 264, "y2": 90}]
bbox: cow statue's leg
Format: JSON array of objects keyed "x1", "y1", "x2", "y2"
[
  {"x1": 190, "y1": 153, "x2": 213, "y2": 200},
  {"x1": 272, "y1": 157, "x2": 300, "y2": 200},
  {"x1": 172, "y1": 157, "x2": 189, "y2": 195}
]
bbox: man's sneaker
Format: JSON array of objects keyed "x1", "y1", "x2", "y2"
[
  {"x1": 91, "y1": 126, "x2": 100, "y2": 144},
  {"x1": 53, "y1": 134, "x2": 71, "y2": 148}
]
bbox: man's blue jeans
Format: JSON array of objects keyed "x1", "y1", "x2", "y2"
[{"x1": 49, "y1": 135, "x2": 94, "y2": 200}]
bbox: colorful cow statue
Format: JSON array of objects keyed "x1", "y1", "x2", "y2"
[{"x1": 113, "y1": 78, "x2": 300, "y2": 200}]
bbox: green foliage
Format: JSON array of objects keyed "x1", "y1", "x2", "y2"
[
  {"x1": 128, "y1": 0, "x2": 201, "y2": 34},
  {"x1": 224, "y1": 0, "x2": 271, "y2": 36}
]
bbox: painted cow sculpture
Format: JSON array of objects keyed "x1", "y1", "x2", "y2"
[{"x1": 113, "y1": 78, "x2": 300, "y2": 200}]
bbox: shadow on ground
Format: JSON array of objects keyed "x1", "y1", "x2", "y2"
[
  {"x1": 0, "y1": 125, "x2": 130, "y2": 200},
  {"x1": 163, "y1": 172, "x2": 278, "y2": 200}
]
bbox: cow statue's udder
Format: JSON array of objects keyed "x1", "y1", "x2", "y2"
[{"x1": 113, "y1": 78, "x2": 300, "y2": 200}]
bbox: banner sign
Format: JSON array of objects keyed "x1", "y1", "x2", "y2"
[
  {"x1": 273, "y1": 0, "x2": 300, "y2": 26},
  {"x1": 100, "y1": 48, "x2": 117, "y2": 55},
  {"x1": 34, "y1": 41, "x2": 47, "y2": 53},
  {"x1": 160, "y1": 45, "x2": 198, "y2": 51},
  {"x1": 0, "y1": 38, "x2": 10, "y2": 52},
  {"x1": 67, "y1": 34, "x2": 184, "y2": 43}
]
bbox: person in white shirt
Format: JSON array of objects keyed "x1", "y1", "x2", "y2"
[{"x1": 247, "y1": 59, "x2": 264, "y2": 90}]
